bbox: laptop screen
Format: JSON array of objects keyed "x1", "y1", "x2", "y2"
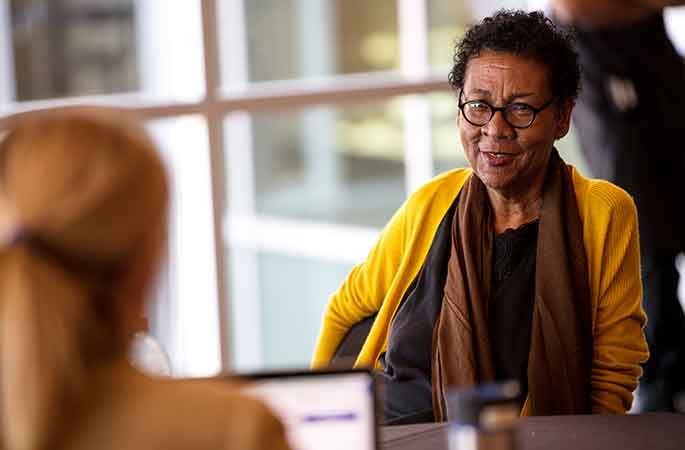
[{"x1": 241, "y1": 370, "x2": 377, "y2": 450}]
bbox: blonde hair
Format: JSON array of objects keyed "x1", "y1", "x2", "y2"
[{"x1": 0, "y1": 108, "x2": 168, "y2": 450}]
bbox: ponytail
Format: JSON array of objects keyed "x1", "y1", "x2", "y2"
[{"x1": 0, "y1": 246, "x2": 94, "y2": 450}]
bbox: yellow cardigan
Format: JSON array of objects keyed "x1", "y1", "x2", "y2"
[{"x1": 312, "y1": 166, "x2": 649, "y2": 415}]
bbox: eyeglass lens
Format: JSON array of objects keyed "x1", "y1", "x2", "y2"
[{"x1": 463, "y1": 102, "x2": 535, "y2": 128}]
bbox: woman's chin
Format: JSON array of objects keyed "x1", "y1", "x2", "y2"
[{"x1": 474, "y1": 167, "x2": 516, "y2": 193}]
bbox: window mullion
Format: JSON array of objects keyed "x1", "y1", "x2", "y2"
[
  {"x1": 399, "y1": 0, "x2": 433, "y2": 192},
  {"x1": 201, "y1": 0, "x2": 230, "y2": 372}
]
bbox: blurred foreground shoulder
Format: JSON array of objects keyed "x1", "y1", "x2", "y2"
[
  {"x1": 68, "y1": 372, "x2": 293, "y2": 450},
  {"x1": 162, "y1": 377, "x2": 293, "y2": 450}
]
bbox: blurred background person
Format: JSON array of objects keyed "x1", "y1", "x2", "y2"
[
  {"x1": 551, "y1": 0, "x2": 685, "y2": 412},
  {"x1": 0, "y1": 109, "x2": 291, "y2": 450}
]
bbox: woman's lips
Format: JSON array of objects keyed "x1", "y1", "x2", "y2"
[{"x1": 480, "y1": 150, "x2": 517, "y2": 166}]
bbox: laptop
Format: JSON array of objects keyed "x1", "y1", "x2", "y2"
[{"x1": 239, "y1": 369, "x2": 378, "y2": 450}]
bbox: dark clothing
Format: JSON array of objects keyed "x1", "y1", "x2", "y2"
[
  {"x1": 571, "y1": 13, "x2": 685, "y2": 252},
  {"x1": 489, "y1": 221, "x2": 538, "y2": 398},
  {"x1": 379, "y1": 189, "x2": 538, "y2": 424},
  {"x1": 567, "y1": 12, "x2": 685, "y2": 411},
  {"x1": 640, "y1": 250, "x2": 685, "y2": 411},
  {"x1": 379, "y1": 196, "x2": 458, "y2": 425}
]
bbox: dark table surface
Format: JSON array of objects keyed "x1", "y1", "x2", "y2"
[{"x1": 379, "y1": 413, "x2": 685, "y2": 450}]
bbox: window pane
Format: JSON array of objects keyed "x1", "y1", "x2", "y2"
[
  {"x1": 431, "y1": 92, "x2": 467, "y2": 175},
  {"x1": 219, "y1": 0, "x2": 398, "y2": 86},
  {"x1": 229, "y1": 247, "x2": 354, "y2": 371},
  {"x1": 9, "y1": 0, "x2": 204, "y2": 101},
  {"x1": 10, "y1": 0, "x2": 138, "y2": 100},
  {"x1": 226, "y1": 99, "x2": 407, "y2": 228},
  {"x1": 427, "y1": 0, "x2": 530, "y2": 68},
  {"x1": 427, "y1": 0, "x2": 471, "y2": 68}
]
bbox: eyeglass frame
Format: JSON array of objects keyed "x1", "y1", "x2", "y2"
[{"x1": 458, "y1": 90, "x2": 557, "y2": 129}]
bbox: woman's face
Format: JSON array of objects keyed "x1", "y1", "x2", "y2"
[{"x1": 458, "y1": 51, "x2": 573, "y2": 197}]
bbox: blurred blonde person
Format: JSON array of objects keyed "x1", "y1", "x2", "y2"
[{"x1": 0, "y1": 109, "x2": 291, "y2": 450}]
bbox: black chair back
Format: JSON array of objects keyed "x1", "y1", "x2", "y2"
[{"x1": 330, "y1": 315, "x2": 377, "y2": 367}]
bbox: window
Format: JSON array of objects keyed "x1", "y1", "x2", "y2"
[
  {"x1": 224, "y1": 0, "x2": 399, "y2": 85},
  {"x1": 10, "y1": 0, "x2": 138, "y2": 100},
  {"x1": 3, "y1": 0, "x2": 649, "y2": 375}
]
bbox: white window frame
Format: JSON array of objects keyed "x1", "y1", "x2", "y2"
[{"x1": 4, "y1": 0, "x2": 644, "y2": 372}]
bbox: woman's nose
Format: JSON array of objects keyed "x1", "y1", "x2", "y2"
[{"x1": 481, "y1": 110, "x2": 515, "y2": 140}]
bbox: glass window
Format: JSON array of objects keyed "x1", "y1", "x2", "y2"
[
  {"x1": 226, "y1": 99, "x2": 408, "y2": 228},
  {"x1": 219, "y1": 0, "x2": 398, "y2": 87},
  {"x1": 427, "y1": 0, "x2": 472, "y2": 68},
  {"x1": 10, "y1": 0, "x2": 138, "y2": 100},
  {"x1": 8, "y1": 0, "x2": 204, "y2": 101},
  {"x1": 229, "y1": 247, "x2": 354, "y2": 371},
  {"x1": 430, "y1": 92, "x2": 467, "y2": 175},
  {"x1": 427, "y1": 0, "x2": 532, "y2": 69}
]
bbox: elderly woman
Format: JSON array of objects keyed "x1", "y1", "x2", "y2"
[{"x1": 312, "y1": 10, "x2": 648, "y2": 424}]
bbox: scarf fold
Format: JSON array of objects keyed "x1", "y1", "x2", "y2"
[{"x1": 431, "y1": 151, "x2": 592, "y2": 420}]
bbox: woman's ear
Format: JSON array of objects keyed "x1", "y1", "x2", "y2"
[{"x1": 555, "y1": 99, "x2": 575, "y2": 140}]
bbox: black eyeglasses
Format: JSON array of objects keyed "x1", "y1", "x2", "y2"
[{"x1": 458, "y1": 91, "x2": 556, "y2": 129}]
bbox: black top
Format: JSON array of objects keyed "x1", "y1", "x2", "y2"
[
  {"x1": 489, "y1": 220, "x2": 538, "y2": 395},
  {"x1": 380, "y1": 205, "x2": 538, "y2": 425}
]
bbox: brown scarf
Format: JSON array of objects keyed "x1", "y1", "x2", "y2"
[{"x1": 431, "y1": 151, "x2": 592, "y2": 420}]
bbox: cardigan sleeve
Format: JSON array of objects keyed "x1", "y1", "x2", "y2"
[
  {"x1": 586, "y1": 182, "x2": 649, "y2": 413},
  {"x1": 310, "y1": 200, "x2": 409, "y2": 368}
]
